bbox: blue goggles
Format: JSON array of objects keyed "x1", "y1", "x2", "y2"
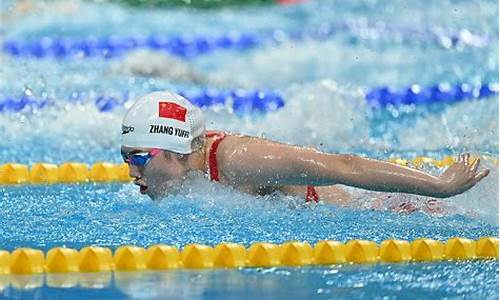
[{"x1": 122, "y1": 149, "x2": 161, "y2": 167}]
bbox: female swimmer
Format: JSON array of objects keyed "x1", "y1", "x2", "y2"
[{"x1": 120, "y1": 91, "x2": 490, "y2": 208}]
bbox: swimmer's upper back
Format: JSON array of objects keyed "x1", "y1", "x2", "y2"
[{"x1": 206, "y1": 132, "x2": 320, "y2": 201}]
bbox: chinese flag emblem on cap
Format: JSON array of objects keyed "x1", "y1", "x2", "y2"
[{"x1": 159, "y1": 102, "x2": 187, "y2": 122}]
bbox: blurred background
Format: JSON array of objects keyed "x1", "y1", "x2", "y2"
[{"x1": 0, "y1": 0, "x2": 497, "y2": 158}]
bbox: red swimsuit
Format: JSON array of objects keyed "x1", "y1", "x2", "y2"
[{"x1": 206, "y1": 131, "x2": 319, "y2": 203}]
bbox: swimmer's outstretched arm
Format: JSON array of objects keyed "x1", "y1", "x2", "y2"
[{"x1": 219, "y1": 137, "x2": 489, "y2": 198}]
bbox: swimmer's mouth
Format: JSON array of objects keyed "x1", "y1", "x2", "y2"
[{"x1": 134, "y1": 181, "x2": 148, "y2": 194}]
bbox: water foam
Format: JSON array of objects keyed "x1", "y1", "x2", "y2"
[
  {"x1": 202, "y1": 79, "x2": 371, "y2": 152},
  {"x1": 396, "y1": 98, "x2": 499, "y2": 151},
  {"x1": 0, "y1": 79, "x2": 497, "y2": 160}
]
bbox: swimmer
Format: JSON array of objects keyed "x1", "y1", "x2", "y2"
[
  {"x1": 120, "y1": 90, "x2": 490, "y2": 209},
  {"x1": 113, "y1": 49, "x2": 236, "y2": 88},
  {"x1": 113, "y1": 49, "x2": 208, "y2": 85}
]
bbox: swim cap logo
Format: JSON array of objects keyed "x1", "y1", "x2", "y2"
[
  {"x1": 159, "y1": 101, "x2": 187, "y2": 122},
  {"x1": 122, "y1": 125, "x2": 134, "y2": 134}
]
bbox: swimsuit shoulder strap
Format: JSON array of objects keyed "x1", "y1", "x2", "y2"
[
  {"x1": 306, "y1": 185, "x2": 319, "y2": 203},
  {"x1": 207, "y1": 131, "x2": 227, "y2": 182}
]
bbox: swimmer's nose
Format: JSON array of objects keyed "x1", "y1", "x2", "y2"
[{"x1": 128, "y1": 164, "x2": 142, "y2": 178}]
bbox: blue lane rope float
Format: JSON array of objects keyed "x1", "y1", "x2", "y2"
[
  {"x1": 0, "y1": 88, "x2": 285, "y2": 114},
  {"x1": 2, "y1": 23, "x2": 489, "y2": 59},
  {"x1": 365, "y1": 82, "x2": 499, "y2": 107},
  {"x1": 0, "y1": 81, "x2": 497, "y2": 114},
  {"x1": 2, "y1": 33, "x2": 264, "y2": 59}
]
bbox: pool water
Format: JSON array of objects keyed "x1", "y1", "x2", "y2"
[{"x1": 0, "y1": 0, "x2": 498, "y2": 299}]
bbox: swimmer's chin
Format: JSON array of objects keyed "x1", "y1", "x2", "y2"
[
  {"x1": 148, "y1": 194, "x2": 163, "y2": 201},
  {"x1": 145, "y1": 188, "x2": 170, "y2": 201},
  {"x1": 145, "y1": 180, "x2": 184, "y2": 200}
]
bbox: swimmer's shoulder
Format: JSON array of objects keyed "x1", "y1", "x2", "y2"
[
  {"x1": 214, "y1": 131, "x2": 304, "y2": 164},
  {"x1": 210, "y1": 132, "x2": 280, "y2": 192},
  {"x1": 207, "y1": 131, "x2": 256, "y2": 157},
  {"x1": 206, "y1": 131, "x2": 261, "y2": 178}
]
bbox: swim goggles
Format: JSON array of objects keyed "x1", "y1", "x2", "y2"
[{"x1": 122, "y1": 149, "x2": 162, "y2": 167}]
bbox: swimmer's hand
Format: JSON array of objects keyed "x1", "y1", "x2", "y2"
[{"x1": 437, "y1": 153, "x2": 489, "y2": 197}]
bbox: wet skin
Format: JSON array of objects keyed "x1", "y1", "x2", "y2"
[{"x1": 122, "y1": 134, "x2": 489, "y2": 205}]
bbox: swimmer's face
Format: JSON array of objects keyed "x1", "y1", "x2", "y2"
[{"x1": 121, "y1": 146, "x2": 189, "y2": 200}]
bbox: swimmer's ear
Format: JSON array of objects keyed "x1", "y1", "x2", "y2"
[
  {"x1": 162, "y1": 151, "x2": 173, "y2": 160},
  {"x1": 163, "y1": 151, "x2": 187, "y2": 161}
]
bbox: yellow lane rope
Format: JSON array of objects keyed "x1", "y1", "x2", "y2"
[
  {"x1": 0, "y1": 237, "x2": 497, "y2": 277},
  {"x1": 0, "y1": 155, "x2": 497, "y2": 185}
]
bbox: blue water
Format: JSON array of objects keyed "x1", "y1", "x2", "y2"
[
  {"x1": 0, "y1": 182, "x2": 497, "y2": 251},
  {"x1": 0, "y1": 0, "x2": 498, "y2": 299}
]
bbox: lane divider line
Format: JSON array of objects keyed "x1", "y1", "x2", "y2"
[
  {"x1": 0, "y1": 238, "x2": 497, "y2": 277},
  {"x1": 0, "y1": 155, "x2": 497, "y2": 185}
]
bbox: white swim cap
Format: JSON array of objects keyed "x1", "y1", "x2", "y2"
[{"x1": 121, "y1": 91, "x2": 205, "y2": 154}]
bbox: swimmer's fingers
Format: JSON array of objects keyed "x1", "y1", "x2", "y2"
[
  {"x1": 457, "y1": 153, "x2": 470, "y2": 166},
  {"x1": 470, "y1": 157, "x2": 480, "y2": 173},
  {"x1": 448, "y1": 154, "x2": 465, "y2": 172},
  {"x1": 474, "y1": 169, "x2": 489, "y2": 182},
  {"x1": 454, "y1": 153, "x2": 478, "y2": 170},
  {"x1": 460, "y1": 154, "x2": 466, "y2": 166}
]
